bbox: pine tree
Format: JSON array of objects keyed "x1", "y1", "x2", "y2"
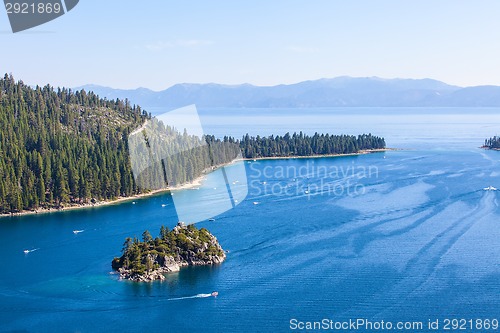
[
  {"x1": 160, "y1": 225, "x2": 169, "y2": 240},
  {"x1": 142, "y1": 230, "x2": 153, "y2": 243}
]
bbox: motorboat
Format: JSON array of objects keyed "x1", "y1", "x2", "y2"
[{"x1": 483, "y1": 186, "x2": 497, "y2": 191}]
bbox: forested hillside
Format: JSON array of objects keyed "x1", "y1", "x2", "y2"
[
  {"x1": 0, "y1": 74, "x2": 147, "y2": 213},
  {"x1": 0, "y1": 74, "x2": 386, "y2": 214}
]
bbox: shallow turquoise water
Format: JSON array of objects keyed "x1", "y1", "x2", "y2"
[{"x1": 0, "y1": 108, "x2": 499, "y2": 332}]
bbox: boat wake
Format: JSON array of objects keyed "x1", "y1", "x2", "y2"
[
  {"x1": 168, "y1": 292, "x2": 217, "y2": 301},
  {"x1": 23, "y1": 248, "x2": 39, "y2": 254}
]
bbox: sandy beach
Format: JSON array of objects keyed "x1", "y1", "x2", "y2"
[
  {"x1": 0, "y1": 175, "x2": 205, "y2": 218},
  {"x1": 1, "y1": 148, "x2": 393, "y2": 218}
]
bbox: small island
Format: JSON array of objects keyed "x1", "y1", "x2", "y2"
[
  {"x1": 112, "y1": 222, "x2": 226, "y2": 282},
  {"x1": 483, "y1": 136, "x2": 500, "y2": 150}
]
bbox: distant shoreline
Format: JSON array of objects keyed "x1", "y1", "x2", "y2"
[{"x1": 1, "y1": 148, "x2": 393, "y2": 219}]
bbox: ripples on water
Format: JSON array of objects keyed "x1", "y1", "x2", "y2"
[{"x1": 0, "y1": 108, "x2": 499, "y2": 332}]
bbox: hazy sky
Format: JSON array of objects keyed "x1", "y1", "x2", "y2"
[{"x1": 2, "y1": 1, "x2": 500, "y2": 90}]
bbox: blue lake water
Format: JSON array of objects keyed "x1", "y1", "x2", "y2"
[{"x1": 1, "y1": 108, "x2": 500, "y2": 332}]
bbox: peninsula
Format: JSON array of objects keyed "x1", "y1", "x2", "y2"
[
  {"x1": 0, "y1": 74, "x2": 386, "y2": 217},
  {"x1": 111, "y1": 222, "x2": 226, "y2": 282}
]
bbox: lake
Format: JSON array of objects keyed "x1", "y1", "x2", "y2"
[{"x1": 0, "y1": 108, "x2": 499, "y2": 332}]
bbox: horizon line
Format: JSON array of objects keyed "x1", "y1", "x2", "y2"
[{"x1": 73, "y1": 75, "x2": 468, "y2": 93}]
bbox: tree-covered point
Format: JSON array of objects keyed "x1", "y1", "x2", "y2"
[
  {"x1": 112, "y1": 223, "x2": 225, "y2": 280},
  {"x1": 238, "y1": 132, "x2": 385, "y2": 158},
  {"x1": 0, "y1": 74, "x2": 148, "y2": 214},
  {"x1": 130, "y1": 130, "x2": 385, "y2": 191},
  {"x1": 484, "y1": 136, "x2": 500, "y2": 149}
]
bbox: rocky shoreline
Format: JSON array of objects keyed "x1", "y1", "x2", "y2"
[
  {"x1": 117, "y1": 254, "x2": 226, "y2": 282},
  {"x1": 112, "y1": 222, "x2": 226, "y2": 282}
]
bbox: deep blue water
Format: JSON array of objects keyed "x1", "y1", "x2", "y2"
[{"x1": 1, "y1": 108, "x2": 500, "y2": 332}]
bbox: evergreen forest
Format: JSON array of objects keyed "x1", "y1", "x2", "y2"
[{"x1": 0, "y1": 74, "x2": 385, "y2": 214}]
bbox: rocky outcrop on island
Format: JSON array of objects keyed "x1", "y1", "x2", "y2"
[{"x1": 112, "y1": 222, "x2": 226, "y2": 282}]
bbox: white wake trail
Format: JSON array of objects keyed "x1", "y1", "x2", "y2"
[
  {"x1": 168, "y1": 293, "x2": 212, "y2": 301},
  {"x1": 23, "y1": 248, "x2": 40, "y2": 254}
]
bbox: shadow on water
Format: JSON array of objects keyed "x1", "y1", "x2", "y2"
[{"x1": 124, "y1": 264, "x2": 223, "y2": 298}]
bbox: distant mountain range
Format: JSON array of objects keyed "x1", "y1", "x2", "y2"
[{"x1": 75, "y1": 76, "x2": 500, "y2": 109}]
